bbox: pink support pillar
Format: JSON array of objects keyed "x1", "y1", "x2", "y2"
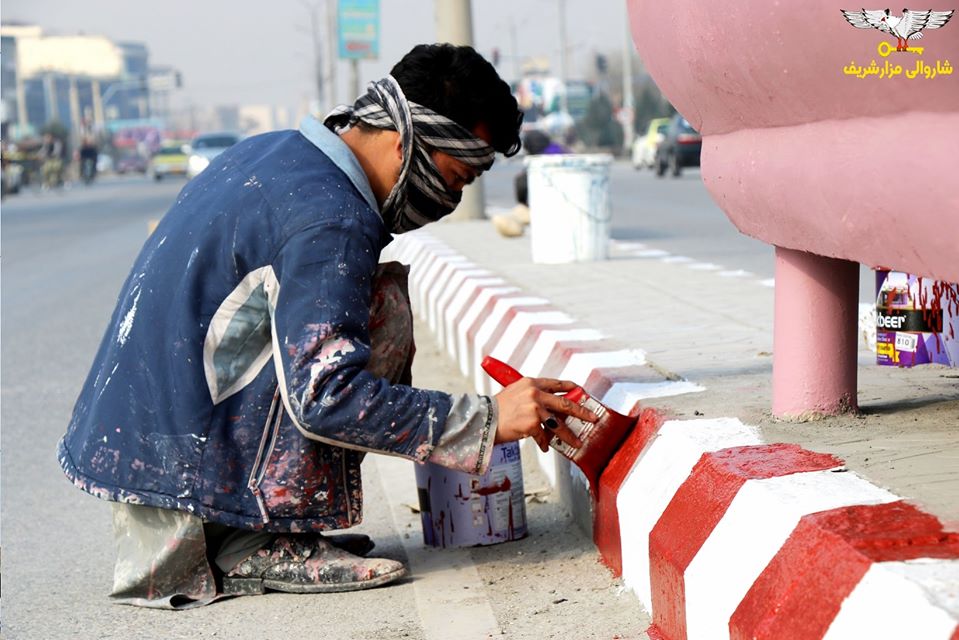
[{"x1": 773, "y1": 247, "x2": 859, "y2": 418}]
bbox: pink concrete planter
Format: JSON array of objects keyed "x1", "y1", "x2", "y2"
[{"x1": 627, "y1": 0, "x2": 959, "y2": 416}]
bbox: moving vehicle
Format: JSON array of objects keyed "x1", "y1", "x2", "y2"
[
  {"x1": 655, "y1": 114, "x2": 702, "y2": 178},
  {"x1": 186, "y1": 132, "x2": 241, "y2": 178},
  {"x1": 150, "y1": 144, "x2": 190, "y2": 180},
  {"x1": 631, "y1": 117, "x2": 671, "y2": 169},
  {"x1": 115, "y1": 149, "x2": 149, "y2": 175}
]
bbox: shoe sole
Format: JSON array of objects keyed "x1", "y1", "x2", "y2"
[{"x1": 223, "y1": 565, "x2": 407, "y2": 596}]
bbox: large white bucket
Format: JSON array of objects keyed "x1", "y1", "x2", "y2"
[
  {"x1": 527, "y1": 154, "x2": 613, "y2": 263},
  {"x1": 414, "y1": 442, "x2": 527, "y2": 548}
]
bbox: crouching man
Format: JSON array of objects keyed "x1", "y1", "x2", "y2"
[{"x1": 58, "y1": 43, "x2": 596, "y2": 608}]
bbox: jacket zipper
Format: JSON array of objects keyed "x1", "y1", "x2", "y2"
[{"x1": 248, "y1": 387, "x2": 282, "y2": 524}]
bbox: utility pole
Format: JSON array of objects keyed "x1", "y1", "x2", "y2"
[
  {"x1": 91, "y1": 78, "x2": 105, "y2": 132},
  {"x1": 509, "y1": 17, "x2": 519, "y2": 82},
  {"x1": 300, "y1": 0, "x2": 325, "y2": 113},
  {"x1": 68, "y1": 75, "x2": 82, "y2": 150},
  {"x1": 435, "y1": 0, "x2": 485, "y2": 221},
  {"x1": 557, "y1": 0, "x2": 569, "y2": 115},
  {"x1": 621, "y1": 2, "x2": 635, "y2": 153},
  {"x1": 44, "y1": 74, "x2": 59, "y2": 123},
  {"x1": 349, "y1": 59, "x2": 361, "y2": 101},
  {"x1": 326, "y1": 0, "x2": 338, "y2": 112},
  {"x1": 15, "y1": 72, "x2": 27, "y2": 136},
  {"x1": 311, "y1": 3, "x2": 325, "y2": 110}
]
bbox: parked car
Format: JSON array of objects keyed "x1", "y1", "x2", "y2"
[
  {"x1": 655, "y1": 114, "x2": 702, "y2": 178},
  {"x1": 631, "y1": 117, "x2": 671, "y2": 169},
  {"x1": 186, "y1": 132, "x2": 241, "y2": 178},
  {"x1": 150, "y1": 144, "x2": 190, "y2": 180}
]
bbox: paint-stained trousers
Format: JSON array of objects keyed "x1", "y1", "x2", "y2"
[{"x1": 110, "y1": 262, "x2": 415, "y2": 608}]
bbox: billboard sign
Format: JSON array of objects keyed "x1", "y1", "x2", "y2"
[{"x1": 338, "y1": 0, "x2": 379, "y2": 60}]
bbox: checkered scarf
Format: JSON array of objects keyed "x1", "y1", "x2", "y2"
[{"x1": 325, "y1": 75, "x2": 496, "y2": 233}]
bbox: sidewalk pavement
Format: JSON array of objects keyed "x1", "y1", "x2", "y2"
[{"x1": 382, "y1": 218, "x2": 959, "y2": 640}]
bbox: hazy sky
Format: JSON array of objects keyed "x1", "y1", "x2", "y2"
[{"x1": 6, "y1": 0, "x2": 631, "y2": 112}]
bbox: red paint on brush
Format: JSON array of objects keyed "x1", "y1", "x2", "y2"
[
  {"x1": 481, "y1": 356, "x2": 638, "y2": 495},
  {"x1": 730, "y1": 500, "x2": 959, "y2": 640},
  {"x1": 594, "y1": 406, "x2": 664, "y2": 576},
  {"x1": 649, "y1": 444, "x2": 843, "y2": 640}
]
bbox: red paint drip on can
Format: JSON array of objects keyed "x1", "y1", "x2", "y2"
[{"x1": 415, "y1": 442, "x2": 527, "y2": 548}]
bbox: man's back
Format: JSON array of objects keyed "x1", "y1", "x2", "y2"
[{"x1": 59, "y1": 128, "x2": 388, "y2": 527}]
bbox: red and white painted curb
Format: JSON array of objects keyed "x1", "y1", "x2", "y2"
[{"x1": 382, "y1": 231, "x2": 959, "y2": 639}]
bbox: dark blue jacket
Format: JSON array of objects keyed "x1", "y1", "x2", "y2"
[{"x1": 58, "y1": 123, "x2": 455, "y2": 531}]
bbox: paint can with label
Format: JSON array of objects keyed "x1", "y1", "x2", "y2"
[
  {"x1": 414, "y1": 442, "x2": 528, "y2": 548},
  {"x1": 875, "y1": 270, "x2": 959, "y2": 367},
  {"x1": 527, "y1": 154, "x2": 612, "y2": 264}
]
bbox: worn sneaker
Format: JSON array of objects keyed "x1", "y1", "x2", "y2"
[{"x1": 222, "y1": 534, "x2": 406, "y2": 595}]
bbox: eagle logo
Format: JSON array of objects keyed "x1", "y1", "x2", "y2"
[{"x1": 841, "y1": 8, "x2": 955, "y2": 51}]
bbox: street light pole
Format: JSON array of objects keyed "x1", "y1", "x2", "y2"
[
  {"x1": 621, "y1": 1, "x2": 636, "y2": 153},
  {"x1": 435, "y1": 0, "x2": 485, "y2": 221}
]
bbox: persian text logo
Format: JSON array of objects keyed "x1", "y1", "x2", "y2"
[{"x1": 840, "y1": 8, "x2": 955, "y2": 78}]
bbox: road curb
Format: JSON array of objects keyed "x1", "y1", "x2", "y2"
[{"x1": 382, "y1": 230, "x2": 959, "y2": 639}]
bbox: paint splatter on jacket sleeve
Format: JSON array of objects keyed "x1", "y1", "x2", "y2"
[
  {"x1": 270, "y1": 216, "x2": 453, "y2": 462},
  {"x1": 429, "y1": 394, "x2": 498, "y2": 475}
]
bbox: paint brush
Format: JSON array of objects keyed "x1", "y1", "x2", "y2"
[{"x1": 481, "y1": 356, "x2": 637, "y2": 494}]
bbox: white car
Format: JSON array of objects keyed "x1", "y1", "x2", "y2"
[{"x1": 186, "y1": 132, "x2": 241, "y2": 178}]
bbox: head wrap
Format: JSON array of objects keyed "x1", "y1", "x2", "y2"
[{"x1": 325, "y1": 75, "x2": 496, "y2": 233}]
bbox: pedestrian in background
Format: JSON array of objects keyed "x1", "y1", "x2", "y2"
[
  {"x1": 58, "y1": 43, "x2": 595, "y2": 608},
  {"x1": 78, "y1": 134, "x2": 99, "y2": 185},
  {"x1": 39, "y1": 132, "x2": 64, "y2": 189}
]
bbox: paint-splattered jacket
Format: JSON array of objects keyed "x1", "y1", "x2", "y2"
[{"x1": 58, "y1": 118, "x2": 497, "y2": 531}]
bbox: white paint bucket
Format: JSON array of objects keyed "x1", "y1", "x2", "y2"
[
  {"x1": 414, "y1": 442, "x2": 527, "y2": 548},
  {"x1": 527, "y1": 154, "x2": 613, "y2": 263}
]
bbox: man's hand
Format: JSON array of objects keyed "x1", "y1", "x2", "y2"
[{"x1": 493, "y1": 378, "x2": 599, "y2": 452}]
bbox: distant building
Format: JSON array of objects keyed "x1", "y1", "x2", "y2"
[
  {"x1": 0, "y1": 23, "x2": 181, "y2": 141},
  {"x1": 238, "y1": 104, "x2": 293, "y2": 136},
  {"x1": 215, "y1": 105, "x2": 240, "y2": 132},
  {"x1": 148, "y1": 65, "x2": 182, "y2": 123},
  {"x1": 115, "y1": 41, "x2": 150, "y2": 121},
  {"x1": 1, "y1": 32, "x2": 19, "y2": 131}
]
